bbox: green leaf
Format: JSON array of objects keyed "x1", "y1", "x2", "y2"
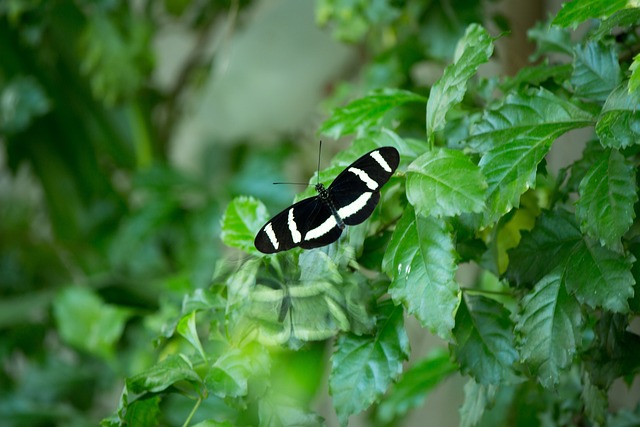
[
  {"x1": 582, "y1": 373, "x2": 607, "y2": 425},
  {"x1": 500, "y1": 61, "x2": 572, "y2": 93},
  {"x1": 383, "y1": 207, "x2": 459, "y2": 340},
  {"x1": 629, "y1": 53, "x2": 640, "y2": 95},
  {"x1": 319, "y1": 88, "x2": 426, "y2": 139},
  {"x1": 590, "y1": 8, "x2": 640, "y2": 40},
  {"x1": 575, "y1": 148, "x2": 637, "y2": 248},
  {"x1": 468, "y1": 88, "x2": 593, "y2": 226},
  {"x1": 596, "y1": 83, "x2": 640, "y2": 149},
  {"x1": 459, "y1": 379, "x2": 497, "y2": 427},
  {"x1": 571, "y1": 42, "x2": 621, "y2": 102},
  {"x1": 258, "y1": 393, "x2": 324, "y2": 427},
  {"x1": 330, "y1": 303, "x2": 409, "y2": 425},
  {"x1": 564, "y1": 238, "x2": 635, "y2": 313},
  {"x1": 205, "y1": 343, "x2": 270, "y2": 398},
  {"x1": 221, "y1": 196, "x2": 268, "y2": 254},
  {"x1": 53, "y1": 286, "x2": 131, "y2": 360},
  {"x1": 376, "y1": 347, "x2": 457, "y2": 424},
  {"x1": 176, "y1": 311, "x2": 206, "y2": 361},
  {"x1": 121, "y1": 396, "x2": 161, "y2": 427},
  {"x1": 406, "y1": 147, "x2": 487, "y2": 217},
  {"x1": 451, "y1": 294, "x2": 519, "y2": 385},
  {"x1": 527, "y1": 22, "x2": 573, "y2": 60},
  {"x1": 516, "y1": 269, "x2": 582, "y2": 388},
  {"x1": 553, "y1": 0, "x2": 629, "y2": 28},
  {"x1": 427, "y1": 23, "x2": 493, "y2": 140},
  {"x1": 127, "y1": 354, "x2": 201, "y2": 394}
]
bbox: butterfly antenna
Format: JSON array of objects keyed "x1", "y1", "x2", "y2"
[{"x1": 316, "y1": 140, "x2": 322, "y2": 186}]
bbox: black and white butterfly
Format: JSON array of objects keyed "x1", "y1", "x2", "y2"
[{"x1": 254, "y1": 146, "x2": 399, "y2": 254}]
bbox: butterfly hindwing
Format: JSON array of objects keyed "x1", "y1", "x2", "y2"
[
  {"x1": 254, "y1": 146, "x2": 399, "y2": 254},
  {"x1": 254, "y1": 196, "x2": 343, "y2": 254}
]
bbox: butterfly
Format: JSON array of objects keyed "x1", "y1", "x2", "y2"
[{"x1": 254, "y1": 146, "x2": 399, "y2": 253}]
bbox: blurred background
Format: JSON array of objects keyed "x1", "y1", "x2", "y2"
[{"x1": 0, "y1": 0, "x2": 590, "y2": 426}]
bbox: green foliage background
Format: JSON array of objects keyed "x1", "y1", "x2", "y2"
[{"x1": 2, "y1": 0, "x2": 640, "y2": 426}]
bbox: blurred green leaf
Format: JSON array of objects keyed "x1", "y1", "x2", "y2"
[
  {"x1": 630, "y1": 53, "x2": 640, "y2": 95},
  {"x1": 258, "y1": 393, "x2": 324, "y2": 427},
  {"x1": 590, "y1": 8, "x2": 640, "y2": 40},
  {"x1": 596, "y1": 83, "x2": 640, "y2": 148},
  {"x1": 176, "y1": 311, "x2": 206, "y2": 361},
  {"x1": 459, "y1": 379, "x2": 497, "y2": 427},
  {"x1": 0, "y1": 76, "x2": 50, "y2": 133},
  {"x1": 582, "y1": 373, "x2": 607, "y2": 425},
  {"x1": 127, "y1": 354, "x2": 201, "y2": 395},
  {"x1": 376, "y1": 347, "x2": 457, "y2": 424},
  {"x1": 528, "y1": 22, "x2": 573, "y2": 60},
  {"x1": 205, "y1": 343, "x2": 270, "y2": 398},
  {"x1": 330, "y1": 303, "x2": 409, "y2": 425},
  {"x1": 451, "y1": 294, "x2": 519, "y2": 385},
  {"x1": 575, "y1": 149, "x2": 637, "y2": 248},
  {"x1": 427, "y1": 23, "x2": 493, "y2": 140},
  {"x1": 406, "y1": 147, "x2": 486, "y2": 217},
  {"x1": 571, "y1": 42, "x2": 621, "y2": 102},
  {"x1": 319, "y1": 88, "x2": 426, "y2": 139},
  {"x1": 383, "y1": 206, "x2": 459, "y2": 340},
  {"x1": 53, "y1": 286, "x2": 131, "y2": 360},
  {"x1": 516, "y1": 269, "x2": 582, "y2": 388}
]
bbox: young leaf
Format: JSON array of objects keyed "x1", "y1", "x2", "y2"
[
  {"x1": 596, "y1": 83, "x2": 640, "y2": 149},
  {"x1": 564, "y1": 239, "x2": 634, "y2": 313},
  {"x1": 516, "y1": 269, "x2": 582, "y2": 388},
  {"x1": 468, "y1": 88, "x2": 593, "y2": 226},
  {"x1": 176, "y1": 311, "x2": 207, "y2": 361},
  {"x1": 383, "y1": 206, "x2": 459, "y2": 340},
  {"x1": 127, "y1": 354, "x2": 201, "y2": 395},
  {"x1": 376, "y1": 347, "x2": 457, "y2": 424},
  {"x1": 507, "y1": 209, "x2": 582, "y2": 286},
  {"x1": 221, "y1": 196, "x2": 269, "y2": 254},
  {"x1": 575, "y1": 148, "x2": 637, "y2": 248},
  {"x1": 571, "y1": 42, "x2": 621, "y2": 102},
  {"x1": 553, "y1": 0, "x2": 628, "y2": 28},
  {"x1": 319, "y1": 88, "x2": 426, "y2": 139},
  {"x1": 451, "y1": 294, "x2": 519, "y2": 385},
  {"x1": 426, "y1": 23, "x2": 493, "y2": 140},
  {"x1": 406, "y1": 147, "x2": 487, "y2": 217},
  {"x1": 330, "y1": 303, "x2": 409, "y2": 425}
]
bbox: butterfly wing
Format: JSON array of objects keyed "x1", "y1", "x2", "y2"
[
  {"x1": 328, "y1": 146, "x2": 399, "y2": 226},
  {"x1": 254, "y1": 196, "x2": 343, "y2": 253}
]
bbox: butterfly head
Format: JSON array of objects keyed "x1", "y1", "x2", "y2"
[{"x1": 315, "y1": 183, "x2": 328, "y2": 199}]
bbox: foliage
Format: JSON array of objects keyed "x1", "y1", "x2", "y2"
[{"x1": 3, "y1": 0, "x2": 640, "y2": 426}]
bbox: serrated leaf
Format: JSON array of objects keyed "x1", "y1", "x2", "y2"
[
  {"x1": 53, "y1": 286, "x2": 131, "y2": 360},
  {"x1": 221, "y1": 196, "x2": 268, "y2": 254},
  {"x1": 582, "y1": 373, "x2": 607, "y2": 425},
  {"x1": 630, "y1": 53, "x2": 640, "y2": 95},
  {"x1": 553, "y1": 0, "x2": 629, "y2": 28},
  {"x1": 330, "y1": 304, "x2": 409, "y2": 426},
  {"x1": 590, "y1": 8, "x2": 640, "y2": 41},
  {"x1": 376, "y1": 347, "x2": 456, "y2": 424},
  {"x1": 571, "y1": 42, "x2": 621, "y2": 102},
  {"x1": 507, "y1": 209, "x2": 582, "y2": 286},
  {"x1": 575, "y1": 148, "x2": 637, "y2": 248},
  {"x1": 564, "y1": 238, "x2": 635, "y2": 313},
  {"x1": 596, "y1": 83, "x2": 640, "y2": 148},
  {"x1": 451, "y1": 294, "x2": 519, "y2": 384},
  {"x1": 468, "y1": 88, "x2": 593, "y2": 226},
  {"x1": 459, "y1": 379, "x2": 497, "y2": 427},
  {"x1": 406, "y1": 147, "x2": 487, "y2": 217},
  {"x1": 500, "y1": 61, "x2": 572, "y2": 93},
  {"x1": 427, "y1": 23, "x2": 493, "y2": 139},
  {"x1": 527, "y1": 22, "x2": 573, "y2": 60},
  {"x1": 383, "y1": 207, "x2": 459, "y2": 340},
  {"x1": 516, "y1": 269, "x2": 582, "y2": 388},
  {"x1": 320, "y1": 88, "x2": 426, "y2": 139},
  {"x1": 127, "y1": 354, "x2": 201, "y2": 394}
]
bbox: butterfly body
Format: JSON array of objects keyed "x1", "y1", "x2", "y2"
[{"x1": 254, "y1": 146, "x2": 399, "y2": 254}]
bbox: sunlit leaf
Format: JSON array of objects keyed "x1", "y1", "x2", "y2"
[
  {"x1": 451, "y1": 294, "x2": 519, "y2": 384},
  {"x1": 383, "y1": 206, "x2": 459, "y2": 340},
  {"x1": 258, "y1": 393, "x2": 324, "y2": 427},
  {"x1": 320, "y1": 88, "x2": 426, "y2": 139},
  {"x1": 406, "y1": 147, "x2": 486, "y2": 217},
  {"x1": 516, "y1": 269, "x2": 582, "y2": 388},
  {"x1": 575, "y1": 148, "x2": 637, "y2": 248},
  {"x1": 330, "y1": 304, "x2": 409, "y2": 425},
  {"x1": 205, "y1": 343, "x2": 270, "y2": 398},
  {"x1": 427, "y1": 23, "x2": 493, "y2": 139},
  {"x1": 553, "y1": 0, "x2": 629, "y2": 28},
  {"x1": 177, "y1": 311, "x2": 206, "y2": 361},
  {"x1": 127, "y1": 354, "x2": 201, "y2": 394},
  {"x1": 596, "y1": 83, "x2": 640, "y2": 148}
]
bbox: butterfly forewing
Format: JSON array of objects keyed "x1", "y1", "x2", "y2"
[{"x1": 254, "y1": 146, "x2": 399, "y2": 254}]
